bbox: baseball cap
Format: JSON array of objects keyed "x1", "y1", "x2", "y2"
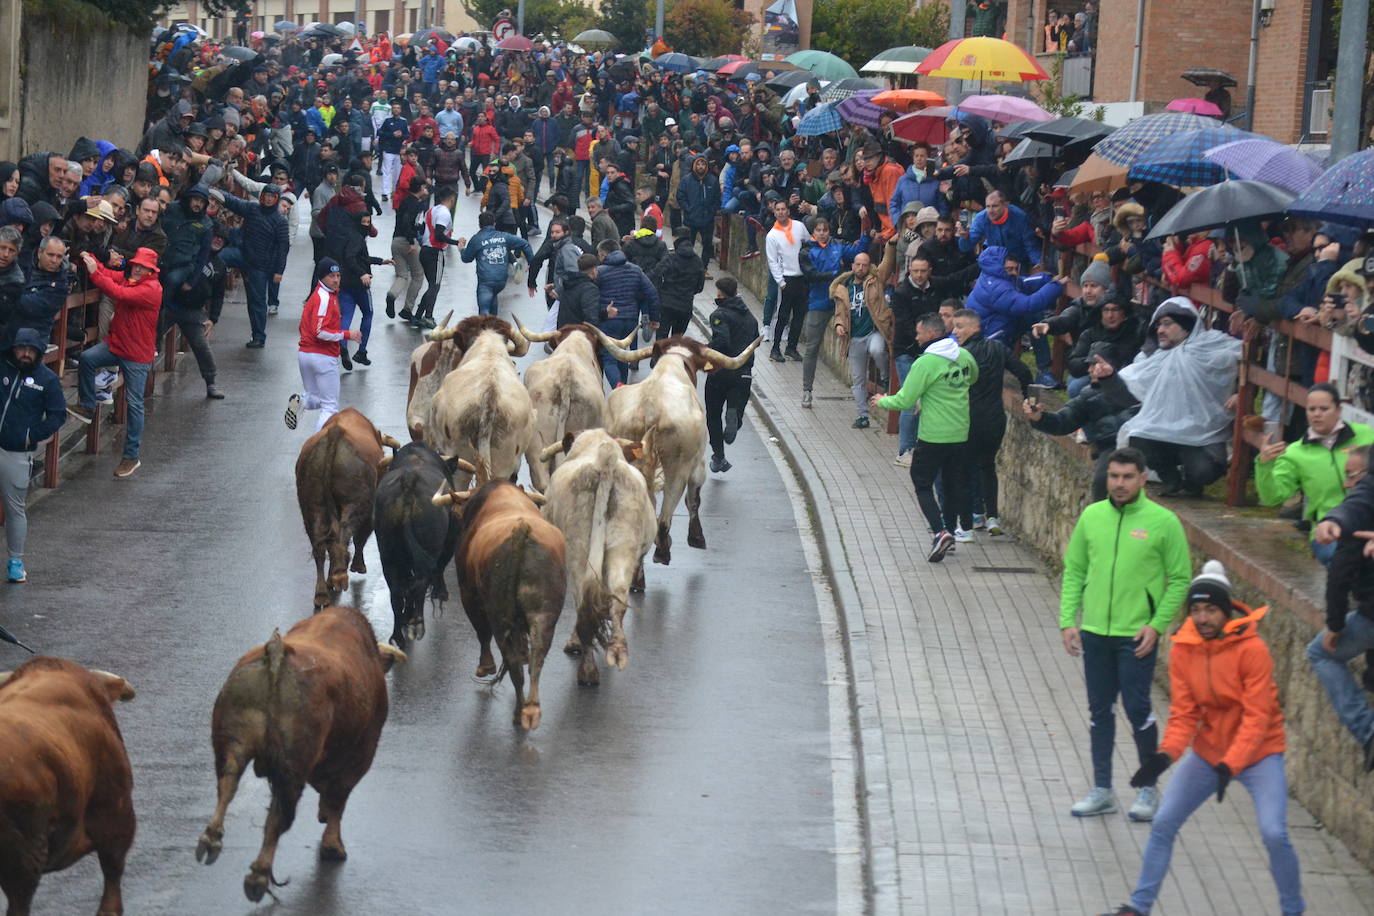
[{"x1": 665, "y1": 117, "x2": 676, "y2": 126}]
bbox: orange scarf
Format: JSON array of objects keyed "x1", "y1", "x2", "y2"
[{"x1": 776, "y1": 218, "x2": 795, "y2": 245}]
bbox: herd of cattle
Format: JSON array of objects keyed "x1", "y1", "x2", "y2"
[{"x1": 0, "y1": 315, "x2": 760, "y2": 913}]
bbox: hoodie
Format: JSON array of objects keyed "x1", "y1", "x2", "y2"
[
  {"x1": 875, "y1": 337, "x2": 979, "y2": 443},
  {"x1": 0, "y1": 327, "x2": 66, "y2": 453},
  {"x1": 76, "y1": 140, "x2": 117, "y2": 196},
  {"x1": 964, "y1": 246, "x2": 1064, "y2": 343}
]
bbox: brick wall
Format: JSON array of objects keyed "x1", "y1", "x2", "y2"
[{"x1": 1252, "y1": 1, "x2": 1311, "y2": 142}]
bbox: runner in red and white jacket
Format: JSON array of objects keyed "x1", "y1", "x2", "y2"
[{"x1": 285, "y1": 258, "x2": 360, "y2": 432}]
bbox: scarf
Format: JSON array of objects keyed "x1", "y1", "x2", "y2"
[{"x1": 775, "y1": 218, "x2": 795, "y2": 245}]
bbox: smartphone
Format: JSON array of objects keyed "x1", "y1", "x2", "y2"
[
  {"x1": 1053, "y1": 205, "x2": 1067, "y2": 219},
  {"x1": 958, "y1": 209, "x2": 971, "y2": 228}
]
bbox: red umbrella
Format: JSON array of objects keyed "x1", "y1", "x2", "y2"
[
  {"x1": 1166, "y1": 97, "x2": 1223, "y2": 117},
  {"x1": 496, "y1": 34, "x2": 534, "y2": 52},
  {"x1": 890, "y1": 106, "x2": 953, "y2": 145}
]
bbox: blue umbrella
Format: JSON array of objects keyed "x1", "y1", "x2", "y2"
[
  {"x1": 1288, "y1": 148, "x2": 1374, "y2": 229},
  {"x1": 1204, "y1": 138, "x2": 1325, "y2": 193},
  {"x1": 1093, "y1": 112, "x2": 1237, "y2": 167},
  {"x1": 654, "y1": 52, "x2": 698, "y2": 73},
  {"x1": 796, "y1": 102, "x2": 842, "y2": 136},
  {"x1": 1126, "y1": 127, "x2": 1256, "y2": 187}
]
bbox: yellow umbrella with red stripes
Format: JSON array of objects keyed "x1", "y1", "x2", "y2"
[{"x1": 916, "y1": 36, "x2": 1049, "y2": 83}]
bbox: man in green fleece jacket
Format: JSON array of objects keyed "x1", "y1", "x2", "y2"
[
  {"x1": 1059, "y1": 446, "x2": 1191, "y2": 823},
  {"x1": 871, "y1": 312, "x2": 978, "y2": 563}
]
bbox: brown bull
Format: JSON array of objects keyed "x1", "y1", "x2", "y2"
[
  {"x1": 515, "y1": 320, "x2": 616, "y2": 492},
  {"x1": 595, "y1": 333, "x2": 760, "y2": 566},
  {"x1": 296, "y1": 408, "x2": 399, "y2": 607},
  {"x1": 195, "y1": 605, "x2": 405, "y2": 903},
  {"x1": 437, "y1": 481, "x2": 565, "y2": 730},
  {"x1": 0, "y1": 657, "x2": 136, "y2": 916}
]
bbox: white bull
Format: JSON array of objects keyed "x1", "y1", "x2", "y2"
[{"x1": 405, "y1": 311, "x2": 455, "y2": 441}]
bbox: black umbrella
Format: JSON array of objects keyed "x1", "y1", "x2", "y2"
[
  {"x1": 413, "y1": 28, "x2": 455, "y2": 45},
  {"x1": 0, "y1": 622, "x2": 35, "y2": 654},
  {"x1": 766, "y1": 70, "x2": 816, "y2": 93},
  {"x1": 1003, "y1": 137, "x2": 1057, "y2": 164},
  {"x1": 994, "y1": 120, "x2": 1037, "y2": 142},
  {"x1": 1182, "y1": 67, "x2": 1238, "y2": 89},
  {"x1": 220, "y1": 46, "x2": 258, "y2": 62},
  {"x1": 1025, "y1": 116, "x2": 1115, "y2": 148},
  {"x1": 700, "y1": 55, "x2": 744, "y2": 72},
  {"x1": 1145, "y1": 180, "x2": 1295, "y2": 240}
]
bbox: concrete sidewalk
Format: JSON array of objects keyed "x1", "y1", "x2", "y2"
[{"x1": 693, "y1": 282, "x2": 1374, "y2": 915}]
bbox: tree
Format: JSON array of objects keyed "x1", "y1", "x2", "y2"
[
  {"x1": 809, "y1": 0, "x2": 948, "y2": 74},
  {"x1": 30, "y1": 0, "x2": 247, "y2": 32},
  {"x1": 599, "y1": 0, "x2": 651, "y2": 51},
  {"x1": 665, "y1": 0, "x2": 755, "y2": 57},
  {"x1": 463, "y1": 0, "x2": 598, "y2": 39}
]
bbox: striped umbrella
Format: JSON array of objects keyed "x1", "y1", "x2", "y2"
[
  {"x1": 1091, "y1": 112, "x2": 1234, "y2": 167},
  {"x1": 916, "y1": 36, "x2": 1049, "y2": 83},
  {"x1": 796, "y1": 102, "x2": 843, "y2": 136},
  {"x1": 821, "y1": 77, "x2": 881, "y2": 102},
  {"x1": 1288, "y1": 148, "x2": 1374, "y2": 230},
  {"x1": 1126, "y1": 127, "x2": 1252, "y2": 186},
  {"x1": 837, "y1": 91, "x2": 886, "y2": 129}
]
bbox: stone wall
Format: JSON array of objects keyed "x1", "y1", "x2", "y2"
[{"x1": 0, "y1": 6, "x2": 149, "y2": 163}]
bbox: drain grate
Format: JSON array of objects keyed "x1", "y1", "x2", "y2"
[{"x1": 971, "y1": 566, "x2": 1039, "y2": 574}]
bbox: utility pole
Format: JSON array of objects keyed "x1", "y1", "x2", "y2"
[
  {"x1": 655, "y1": 0, "x2": 664, "y2": 40},
  {"x1": 517, "y1": 0, "x2": 525, "y2": 34},
  {"x1": 1330, "y1": 0, "x2": 1369, "y2": 160},
  {"x1": 946, "y1": 0, "x2": 966, "y2": 101}
]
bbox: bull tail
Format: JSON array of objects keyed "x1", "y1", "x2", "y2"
[
  {"x1": 474, "y1": 520, "x2": 536, "y2": 684},
  {"x1": 553, "y1": 382, "x2": 571, "y2": 454},
  {"x1": 582, "y1": 469, "x2": 613, "y2": 644},
  {"x1": 639, "y1": 425, "x2": 661, "y2": 498},
  {"x1": 475, "y1": 405, "x2": 494, "y2": 485},
  {"x1": 257, "y1": 630, "x2": 302, "y2": 829}
]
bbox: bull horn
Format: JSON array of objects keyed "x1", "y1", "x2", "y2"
[
  {"x1": 455, "y1": 458, "x2": 478, "y2": 474},
  {"x1": 377, "y1": 455, "x2": 393, "y2": 474},
  {"x1": 426, "y1": 325, "x2": 460, "y2": 342},
  {"x1": 538, "y1": 440, "x2": 565, "y2": 463},
  {"x1": 514, "y1": 316, "x2": 559, "y2": 343},
  {"x1": 90, "y1": 669, "x2": 136, "y2": 702},
  {"x1": 380, "y1": 434, "x2": 403, "y2": 450},
  {"x1": 508, "y1": 322, "x2": 530, "y2": 357},
  {"x1": 592, "y1": 327, "x2": 654, "y2": 364},
  {"x1": 703, "y1": 336, "x2": 764, "y2": 372},
  {"x1": 522, "y1": 488, "x2": 548, "y2": 506},
  {"x1": 612, "y1": 327, "x2": 638, "y2": 349},
  {"x1": 376, "y1": 642, "x2": 408, "y2": 672},
  {"x1": 438, "y1": 310, "x2": 454, "y2": 330},
  {"x1": 432, "y1": 487, "x2": 457, "y2": 507}
]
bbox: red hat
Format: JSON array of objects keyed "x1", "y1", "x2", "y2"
[{"x1": 129, "y1": 247, "x2": 160, "y2": 273}]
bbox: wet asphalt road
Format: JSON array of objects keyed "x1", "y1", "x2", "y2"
[{"x1": 9, "y1": 191, "x2": 840, "y2": 914}]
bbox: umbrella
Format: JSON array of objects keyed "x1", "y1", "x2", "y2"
[
  {"x1": 870, "y1": 89, "x2": 946, "y2": 112},
  {"x1": 1145, "y1": 180, "x2": 1296, "y2": 240},
  {"x1": 1166, "y1": 97, "x2": 1223, "y2": 117},
  {"x1": 496, "y1": 35, "x2": 534, "y2": 52},
  {"x1": 890, "y1": 106, "x2": 954, "y2": 145},
  {"x1": 573, "y1": 29, "x2": 617, "y2": 49},
  {"x1": 1025, "y1": 116, "x2": 1114, "y2": 148},
  {"x1": 699, "y1": 54, "x2": 747, "y2": 71},
  {"x1": 917, "y1": 36, "x2": 1049, "y2": 83},
  {"x1": 451, "y1": 36, "x2": 481, "y2": 52},
  {"x1": 250, "y1": 30, "x2": 264, "y2": 39},
  {"x1": 320, "y1": 52, "x2": 343, "y2": 67},
  {"x1": 220, "y1": 46, "x2": 257, "y2": 61},
  {"x1": 956, "y1": 94, "x2": 1052, "y2": 123},
  {"x1": 1092, "y1": 112, "x2": 1229, "y2": 167},
  {"x1": 307, "y1": 22, "x2": 344, "y2": 37},
  {"x1": 336, "y1": 22, "x2": 356, "y2": 36},
  {"x1": 1003, "y1": 137, "x2": 1058, "y2": 164},
  {"x1": 837, "y1": 92, "x2": 887, "y2": 129},
  {"x1": 766, "y1": 70, "x2": 817, "y2": 93},
  {"x1": 821, "y1": 77, "x2": 880, "y2": 102},
  {"x1": 995, "y1": 120, "x2": 1038, "y2": 141},
  {"x1": 1182, "y1": 67, "x2": 1238, "y2": 89},
  {"x1": 0, "y1": 622, "x2": 34, "y2": 654},
  {"x1": 796, "y1": 102, "x2": 843, "y2": 136},
  {"x1": 413, "y1": 28, "x2": 455, "y2": 45},
  {"x1": 273, "y1": 20, "x2": 297, "y2": 32},
  {"x1": 1126, "y1": 126, "x2": 1251, "y2": 186},
  {"x1": 1288, "y1": 148, "x2": 1374, "y2": 230},
  {"x1": 1068, "y1": 153, "x2": 1130, "y2": 194},
  {"x1": 783, "y1": 80, "x2": 828, "y2": 107},
  {"x1": 861, "y1": 45, "x2": 935, "y2": 76},
  {"x1": 1054, "y1": 167, "x2": 1079, "y2": 188},
  {"x1": 1204, "y1": 138, "x2": 1326, "y2": 194},
  {"x1": 653, "y1": 52, "x2": 698, "y2": 73},
  {"x1": 785, "y1": 49, "x2": 859, "y2": 81}
]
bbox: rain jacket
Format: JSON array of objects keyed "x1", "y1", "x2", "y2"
[
  {"x1": 876, "y1": 337, "x2": 979, "y2": 443},
  {"x1": 960, "y1": 202, "x2": 1042, "y2": 266},
  {"x1": 459, "y1": 226, "x2": 533, "y2": 288},
  {"x1": 1110, "y1": 297, "x2": 1242, "y2": 447},
  {"x1": 1161, "y1": 237, "x2": 1214, "y2": 289},
  {"x1": 78, "y1": 140, "x2": 119, "y2": 197},
  {"x1": 1058, "y1": 490, "x2": 1191, "y2": 636},
  {"x1": 649, "y1": 241, "x2": 706, "y2": 316},
  {"x1": 0, "y1": 328, "x2": 65, "y2": 452},
  {"x1": 1158, "y1": 603, "x2": 1287, "y2": 773},
  {"x1": 89, "y1": 262, "x2": 161, "y2": 364},
  {"x1": 595, "y1": 250, "x2": 659, "y2": 325},
  {"x1": 964, "y1": 246, "x2": 1063, "y2": 344},
  {"x1": 675, "y1": 157, "x2": 720, "y2": 229},
  {"x1": 800, "y1": 234, "x2": 869, "y2": 310},
  {"x1": 1255, "y1": 421, "x2": 1374, "y2": 537},
  {"x1": 888, "y1": 164, "x2": 948, "y2": 224}
]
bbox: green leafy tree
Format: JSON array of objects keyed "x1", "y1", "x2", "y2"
[
  {"x1": 810, "y1": 0, "x2": 948, "y2": 73},
  {"x1": 664, "y1": 0, "x2": 755, "y2": 56},
  {"x1": 599, "y1": 0, "x2": 651, "y2": 51},
  {"x1": 30, "y1": 0, "x2": 247, "y2": 32},
  {"x1": 462, "y1": 0, "x2": 597, "y2": 39}
]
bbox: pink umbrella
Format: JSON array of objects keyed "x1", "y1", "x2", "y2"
[
  {"x1": 495, "y1": 34, "x2": 534, "y2": 52},
  {"x1": 955, "y1": 94, "x2": 1052, "y2": 123},
  {"x1": 1166, "y1": 97, "x2": 1223, "y2": 117}
]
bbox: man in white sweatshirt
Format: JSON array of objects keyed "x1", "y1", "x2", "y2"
[{"x1": 765, "y1": 197, "x2": 810, "y2": 363}]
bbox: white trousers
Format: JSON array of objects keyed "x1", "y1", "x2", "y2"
[
  {"x1": 298, "y1": 350, "x2": 340, "y2": 431},
  {"x1": 381, "y1": 152, "x2": 402, "y2": 196}
]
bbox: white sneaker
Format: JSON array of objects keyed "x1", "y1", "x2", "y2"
[
  {"x1": 94, "y1": 369, "x2": 118, "y2": 389},
  {"x1": 94, "y1": 390, "x2": 113, "y2": 404},
  {"x1": 986, "y1": 516, "x2": 1005, "y2": 536},
  {"x1": 762, "y1": 325, "x2": 772, "y2": 342},
  {"x1": 1128, "y1": 786, "x2": 1159, "y2": 822},
  {"x1": 953, "y1": 526, "x2": 975, "y2": 543},
  {"x1": 893, "y1": 451, "x2": 912, "y2": 468},
  {"x1": 1070, "y1": 787, "x2": 1119, "y2": 817}
]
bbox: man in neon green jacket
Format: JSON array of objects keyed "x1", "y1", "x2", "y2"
[
  {"x1": 871, "y1": 313, "x2": 978, "y2": 563},
  {"x1": 1059, "y1": 447, "x2": 1192, "y2": 823},
  {"x1": 1254, "y1": 381, "x2": 1374, "y2": 566}
]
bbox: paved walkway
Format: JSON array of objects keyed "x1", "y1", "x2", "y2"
[{"x1": 694, "y1": 283, "x2": 1374, "y2": 914}]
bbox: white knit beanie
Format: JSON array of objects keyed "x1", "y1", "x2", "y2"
[{"x1": 1187, "y1": 559, "x2": 1234, "y2": 613}]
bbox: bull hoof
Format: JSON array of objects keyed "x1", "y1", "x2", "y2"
[
  {"x1": 518, "y1": 703, "x2": 542, "y2": 730},
  {"x1": 631, "y1": 565, "x2": 646, "y2": 593},
  {"x1": 432, "y1": 583, "x2": 449, "y2": 602},
  {"x1": 576, "y1": 661, "x2": 600, "y2": 687},
  {"x1": 475, "y1": 661, "x2": 497, "y2": 677},
  {"x1": 652, "y1": 545, "x2": 671, "y2": 566},
  {"x1": 244, "y1": 872, "x2": 269, "y2": 903},
  {"x1": 319, "y1": 841, "x2": 347, "y2": 862},
  {"x1": 563, "y1": 633, "x2": 583, "y2": 655},
  {"x1": 606, "y1": 642, "x2": 629, "y2": 671},
  {"x1": 349, "y1": 557, "x2": 367, "y2": 574},
  {"x1": 329, "y1": 573, "x2": 350, "y2": 593},
  {"x1": 195, "y1": 829, "x2": 222, "y2": 865},
  {"x1": 687, "y1": 531, "x2": 706, "y2": 550},
  {"x1": 313, "y1": 593, "x2": 330, "y2": 610},
  {"x1": 403, "y1": 619, "x2": 426, "y2": 642}
]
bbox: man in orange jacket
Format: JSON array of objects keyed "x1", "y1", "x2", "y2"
[{"x1": 1097, "y1": 560, "x2": 1303, "y2": 916}]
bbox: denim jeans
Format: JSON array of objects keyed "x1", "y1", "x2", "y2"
[
  {"x1": 1312, "y1": 538, "x2": 1337, "y2": 566},
  {"x1": 1307, "y1": 610, "x2": 1374, "y2": 747},
  {"x1": 1082, "y1": 630, "x2": 1158, "y2": 789},
  {"x1": 78, "y1": 341, "x2": 151, "y2": 461},
  {"x1": 1066, "y1": 373, "x2": 1092, "y2": 398},
  {"x1": 476, "y1": 281, "x2": 504, "y2": 316},
  {"x1": 1130, "y1": 751, "x2": 1303, "y2": 915},
  {"x1": 242, "y1": 267, "x2": 270, "y2": 343},
  {"x1": 894, "y1": 354, "x2": 918, "y2": 455},
  {"x1": 598, "y1": 317, "x2": 636, "y2": 386},
  {"x1": 339, "y1": 286, "x2": 373, "y2": 352}
]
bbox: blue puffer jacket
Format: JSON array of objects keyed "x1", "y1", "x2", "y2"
[
  {"x1": 964, "y1": 246, "x2": 1063, "y2": 343},
  {"x1": 800, "y1": 235, "x2": 870, "y2": 309},
  {"x1": 0, "y1": 328, "x2": 65, "y2": 452},
  {"x1": 888, "y1": 165, "x2": 948, "y2": 222},
  {"x1": 8, "y1": 264, "x2": 69, "y2": 346},
  {"x1": 459, "y1": 227, "x2": 533, "y2": 287},
  {"x1": 960, "y1": 203, "x2": 1042, "y2": 266},
  {"x1": 596, "y1": 251, "x2": 659, "y2": 325},
  {"x1": 217, "y1": 194, "x2": 290, "y2": 275}
]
